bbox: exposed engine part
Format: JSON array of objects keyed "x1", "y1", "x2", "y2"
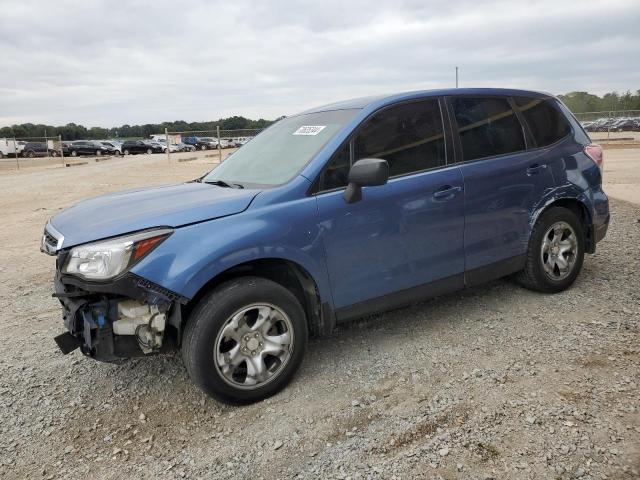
[{"x1": 113, "y1": 299, "x2": 166, "y2": 353}]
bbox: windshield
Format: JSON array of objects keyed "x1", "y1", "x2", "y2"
[{"x1": 202, "y1": 109, "x2": 359, "y2": 186}]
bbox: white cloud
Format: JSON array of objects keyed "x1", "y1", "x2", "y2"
[{"x1": 0, "y1": 0, "x2": 638, "y2": 126}]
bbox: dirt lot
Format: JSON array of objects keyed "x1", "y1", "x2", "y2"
[{"x1": 0, "y1": 150, "x2": 638, "y2": 479}]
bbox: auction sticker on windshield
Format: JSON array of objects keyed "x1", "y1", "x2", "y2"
[{"x1": 293, "y1": 125, "x2": 326, "y2": 136}]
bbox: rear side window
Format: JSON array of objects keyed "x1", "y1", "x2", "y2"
[
  {"x1": 451, "y1": 97, "x2": 525, "y2": 161},
  {"x1": 353, "y1": 99, "x2": 446, "y2": 177},
  {"x1": 514, "y1": 97, "x2": 571, "y2": 147}
]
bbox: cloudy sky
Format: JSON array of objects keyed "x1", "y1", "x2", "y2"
[{"x1": 1, "y1": 0, "x2": 639, "y2": 127}]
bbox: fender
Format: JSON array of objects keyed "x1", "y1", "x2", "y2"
[
  {"x1": 130, "y1": 194, "x2": 334, "y2": 310},
  {"x1": 529, "y1": 183, "x2": 593, "y2": 230}
]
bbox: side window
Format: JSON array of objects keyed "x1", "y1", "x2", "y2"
[
  {"x1": 321, "y1": 142, "x2": 351, "y2": 191},
  {"x1": 514, "y1": 97, "x2": 571, "y2": 148},
  {"x1": 451, "y1": 96, "x2": 525, "y2": 161},
  {"x1": 353, "y1": 99, "x2": 446, "y2": 177}
]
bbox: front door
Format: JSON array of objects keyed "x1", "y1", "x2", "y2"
[{"x1": 315, "y1": 98, "x2": 466, "y2": 318}]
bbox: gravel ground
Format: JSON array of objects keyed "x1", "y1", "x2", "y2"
[{"x1": 0, "y1": 154, "x2": 638, "y2": 480}]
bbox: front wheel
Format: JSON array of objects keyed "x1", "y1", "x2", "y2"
[
  {"x1": 123, "y1": 149, "x2": 130, "y2": 155},
  {"x1": 71, "y1": 150, "x2": 77, "y2": 157},
  {"x1": 516, "y1": 207, "x2": 585, "y2": 293},
  {"x1": 182, "y1": 277, "x2": 308, "y2": 405}
]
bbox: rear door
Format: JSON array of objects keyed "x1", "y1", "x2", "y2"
[
  {"x1": 315, "y1": 98, "x2": 466, "y2": 316},
  {"x1": 446, "y1": 95, "x2": 556, "y2": 281}
]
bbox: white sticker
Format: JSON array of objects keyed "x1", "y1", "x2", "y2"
[{"x1": 293, "y1": 125, "x2": 326, "y2": 136}]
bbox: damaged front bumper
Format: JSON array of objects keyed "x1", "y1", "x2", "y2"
[{"x1": 53, "y1": 269, "x2": 188, "y2": 362}]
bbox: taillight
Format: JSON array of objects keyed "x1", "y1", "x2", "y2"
[{"x1": 584, "y1": 144, "x2": 603, "y2": 172}]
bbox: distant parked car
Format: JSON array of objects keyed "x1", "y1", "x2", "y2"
[
  {"x1": 100, "y1": 141, "x2": 122, "y2": 155},
  {"x1": 197, "y1": 137, "x2": 220, "y2": 150},
  {"x1": 612, "y1": 119, "x2": 640, "y2": 132},
  {"x1": 66, "y1": 140, "x2": 115, "y2": 157},
  {"x1": 0, "y1": 138, "x2": 21, "y2": 158},
  {"x1": 232, "y1": 137, "x2": 254, "y2": 147},
  {"x1": 121, "y1": 140, "x2": 163, "y2": 155},
  {"x1": 21, "y1": 142, "x2": 60, "y2": 158},
  {"x1": 175, "y1": 142, "x2": 196, "y2": 152},
  {"x1": 144, "y1": 141, "x2": 166, "y2": 153}
]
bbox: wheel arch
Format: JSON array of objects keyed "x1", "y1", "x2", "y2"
[
  {"x1": 531, "y1": 196, "x2": 595, "y2": 253},
  {"x1": 182, "y1": 257, "x2": 331, "y2": 340}
]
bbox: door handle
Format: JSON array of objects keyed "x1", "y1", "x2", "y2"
[
  {"x1": 526, "y1": 163, "x2": 547, "y2": 175},
  {"x1": 433, "y1": 185, "x2": 462, "y2": 199}
]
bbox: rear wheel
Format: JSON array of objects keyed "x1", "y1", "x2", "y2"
[
  {"x1": 123, "y1": 149, "x2": 130, "y2": 155},
  {"x1": 71, "y1": 150, "x2": 77, "y2": 157},
  {"x1": 27, "y1": 151, "x2": 35, "y2": 158},
  {"x1": 146, "y1": 148, "x2": 153, "y2": 154},
  {"x1": 96, "y1": 150, "x2": 102, "y2": 156},
  {"x1": 516, "y1": 207, "x2": 585, "y2": 293},
  {"x1": 182, "y1": 277, "x2": 308, "y2": 405},
  {"x1": 51, "y1": 150, "x2": 58, "y2": 157},
  {"x1": 0, "y1": 152, "x2": 4, "y2": 159}
]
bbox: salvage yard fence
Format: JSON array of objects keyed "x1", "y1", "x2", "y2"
[
  {"x1": 0, "y1": 135, "x2": 66, "y2": 171},
  {"x1": 0, "y1": 128, "x2": 265, "y2": 171},
  {"x1": 162, "y1": 128, "x2": 263, "y2": 163},
  {"x1": 574, "y1": 110, "x2": 640, "y2": 144}
]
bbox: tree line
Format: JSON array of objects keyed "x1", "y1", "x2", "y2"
[
  {"x1": 0, "y1": 116, "x2": 275, "y2": 140},
  {"x1": 558, "y1": 90, "x2": 640, "y2": 114},
  {"x1": 2, "y1": 90, "x2": 639, "y2": 140}
]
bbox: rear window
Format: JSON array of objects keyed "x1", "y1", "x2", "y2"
[
  {"x1": 451, "y1": 97, "x2": 525, "y2": 162},
  {"x1": 514, "y1": 97, "x2": 571, "y2": 147}
]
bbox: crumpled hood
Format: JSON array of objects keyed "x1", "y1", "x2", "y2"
[{"x1": 50, "y1": 182, "x2": 260, "y2": 248}]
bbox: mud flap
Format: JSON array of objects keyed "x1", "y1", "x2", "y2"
[{"x1": 54, "y1": 332, "x2": 81, "y2": 355}]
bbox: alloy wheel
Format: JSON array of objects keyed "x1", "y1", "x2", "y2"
[
  {"x1": 214, "y1": 304, "x2": 294, "y2": 390},
  {"x1": 540, "y1": 221, "x2": 578, "y2": 281}
]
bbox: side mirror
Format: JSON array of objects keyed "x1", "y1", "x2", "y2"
[{"x1": 343, "y1": 158, "x2": 389, "y2": 203}]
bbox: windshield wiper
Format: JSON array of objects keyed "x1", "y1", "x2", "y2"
[{"x1": 204, "y1": 180, "x2": 244, "y2": 189}]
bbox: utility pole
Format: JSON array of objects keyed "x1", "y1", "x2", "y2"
[
  {"x1": 217, "y1": 125, "x2": 222, "y2": 163},
  {"x1": 165, "y1": 127, "x2": 170, "y2": 163},
  {"x1": 455, "y1": 66, "x2": 459, "y2": 88}
]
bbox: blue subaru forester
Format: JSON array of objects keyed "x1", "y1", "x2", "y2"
[{"x1": 42, "y1": 88, "x2": 609, "y2": 404}]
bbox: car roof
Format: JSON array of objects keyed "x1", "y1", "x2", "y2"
[{"x1": 299, "y1": 88, "x2": 554, "y2": 115}]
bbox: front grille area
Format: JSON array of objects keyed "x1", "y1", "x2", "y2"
[{"x1": 41, "y1": 226, "x2": 61, "y2": 255}]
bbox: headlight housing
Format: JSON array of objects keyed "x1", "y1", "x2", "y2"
[{"x1": 62, "y1": 228, "x2": 172, "y2": 281}]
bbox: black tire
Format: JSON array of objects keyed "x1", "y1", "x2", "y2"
[
  {"x1": 146, "y1": 148, "x2": 153, "y2": 154},
  {"x1": 71, "y1": 150, "x2": 77, "y2": 157},
  {"x1": 182, "y1": 276, "x2": 308, "y2": 405},
  {"x1": 200, "y1": 145, "x2": 207, "y2": 151},
  {"x1": 27, "y1": 151, "x2": 35, "y2": 158},
  {"x1": 0, "y1": 152, "x2": 4, "y2": 159},
  {"x1": 516, "y1": 207, "x2": 585, "y2": 293},
  {"x1": 123, "y1": 149, "x2": 130, "y2": 155},
  {"x1": 51, "y1": 150, "x2": 58, "y2": 157},
  {"x1": 96, "y1": 150, "x2": 102, "y2": 156}
]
